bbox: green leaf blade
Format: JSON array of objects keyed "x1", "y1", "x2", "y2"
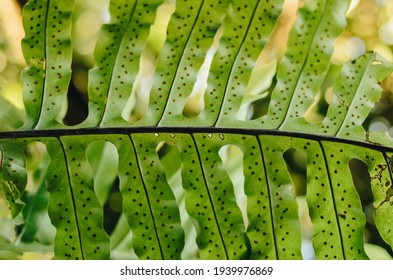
[
  {"x1": 100, "y1": 0, "x2": 165, "y2": 127},
  {"x1": 176, "y1": 134, "x2": 228, "y2": 259},
  {"x1": 335, "y1": 53, "x2": 393, "y2": 146},
  {"x1": 321, "y1": 141, "x2": 369, "y2": 259},
  {"x1": 193, "y1": 133, "x2": 250, "y2": 259},
  {"x1": 159, "y1": 0, "x2": 234, "y2": 126},
  {"x1": 114, "y1": 134, "x2": 164, "y2": 260},
  {"x1": 21, "y1": 0, "x2": 75, "y2": 129},
  {"x1": 277, "y1": 0, "x2": 351, "y2": 132},
  {"x1": 43, "y1": 137, "x2": 109, "y2": 259},
  {"x1": 126, "y1": 134, "x2": 185, "y2": 259},
  {"x1": 259, "y1": 136, "x2": 303, "y2": 259},
  {"x1": 135, "y1": 0, "x2": 204, "y2": 126},
  {"x1": 216, "y1": 0, "x2": 285, "y2": 127},
  {"x1": 0, "y1": 140, "x2": 28, "y2": 220},
  {"x1": 372, "y1": 151, "x2": 393, "y2": 250},
  {"x1": 226, "y1": 134, "x2": 277, "y2": 259}
]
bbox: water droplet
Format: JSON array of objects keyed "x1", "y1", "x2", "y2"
[{"x1": 219, "y1": 134, "x2": 225, "y2": 140}]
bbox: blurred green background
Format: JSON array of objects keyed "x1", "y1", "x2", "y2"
[{"x1": 1, "y1": 0, "x2": 393, "y2": 259}]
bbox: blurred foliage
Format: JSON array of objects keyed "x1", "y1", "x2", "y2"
[{"x1": 1, "y1": 0, "x2": 393, "y2": 259}]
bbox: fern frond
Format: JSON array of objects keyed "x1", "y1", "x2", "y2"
[{"x1": 1, "y1": 0, "x2": 393, "y2": 260}]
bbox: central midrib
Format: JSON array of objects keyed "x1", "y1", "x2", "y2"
[{"x1": 1, "y1": 126, "x2": 392, "y2": 153}]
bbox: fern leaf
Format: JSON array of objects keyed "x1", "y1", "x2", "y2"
[
  {"x1": 95, "y1": 0, "x2": 164, "y2": 127},
  {"x1": 21, "y1": 0, "x2": 74, "y2": 129},
  {"x1": 0, "y1": 140, "x2": 27, "y2": 221},
  {"x1": 43, "y1": 137, "x2": 109, "y2": 259},
  {"x1": 1, "y1": 0, "x2": 393, "y2": 260},
  {"x1": 126, "y1": 134, "x2": 185, "y2": 259},
  {"x1": 216, "y1": 0, "x2": 350, "y2": 128}
]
